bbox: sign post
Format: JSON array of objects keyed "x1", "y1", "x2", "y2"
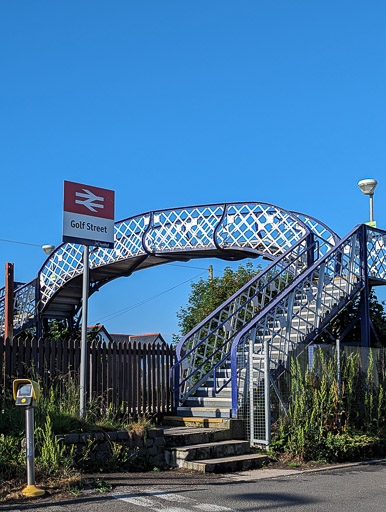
[{"x1": 63, "y1": 181, "x2": 115, "y2": 418}]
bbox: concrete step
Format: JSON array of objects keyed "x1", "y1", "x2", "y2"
[
  {"x1": 176, "y1": 406, "x2": 232, "y2": 419},
  {"x1": 161, "y1": 416, "x2": 232, "y2": 429},
  {"x1": 183, "y1": 453, "x2": 269, "y2": 473},
  {"x1": 184, "y1": 397, "x2": 232, "y2": 408},
  {"x1": 205, "y1": 377, "x2": 231, "y2": 388},
  {"x1": 166, "y1": 439, "x2": 250, "y2": 467},
  {"x1": 195, "y1": 386, "x2": 231, "y2": 398},
  {"x1": 162, "y1": 427, "x2": 232, "y2": 448}
]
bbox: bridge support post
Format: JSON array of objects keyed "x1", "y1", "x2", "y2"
[
  {"x1": 359, "y1": 225, "x2": 371, "y2": 347},
  {"x1": 4, "y1": 263, "x2": 14, "y2": 343},
  {"x1": 306, "y1": 233, "x2": 315, "y2": 268}
]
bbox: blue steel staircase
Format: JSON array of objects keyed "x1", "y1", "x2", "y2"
[{"x1": 171, "y1": 224, "x2": 386, "y2": 443}]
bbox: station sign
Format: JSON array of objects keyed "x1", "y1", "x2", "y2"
[{"x1": 63, "y1": 181, "x2": 115, "y2": 248}]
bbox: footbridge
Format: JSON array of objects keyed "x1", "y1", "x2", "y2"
[
  {"x1": 0, "y1": 202, "x2": 336, "y2": 336},
  {"x1": 1, "y1": 201, "x2": 385, "y2": 443}
]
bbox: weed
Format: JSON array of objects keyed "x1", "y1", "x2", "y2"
[
  {"x1": 272, "y1": 347, "x2": 386, "y2": 463},
  {"x1": 91, "y1": 478, "x2": 112, "y2": 493}
]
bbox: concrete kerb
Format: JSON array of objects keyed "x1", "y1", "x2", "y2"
[{"x1": 228, "y1": 458, "x2": 386, "y2": 481}]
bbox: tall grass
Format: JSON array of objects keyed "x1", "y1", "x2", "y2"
[{"x1": 272, "y1": 347, "x2": 386, "y2": 462}]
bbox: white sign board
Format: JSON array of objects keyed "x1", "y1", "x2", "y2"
[{"x1": 63, "y1": 181, "x2": 115, "y2": 248}]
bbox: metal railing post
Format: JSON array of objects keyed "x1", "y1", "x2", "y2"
[
  {"x1": 264, "y1": 334, "x2": 271, "y2": 448},
  {"x1": 306, "y1": 233, "x2": 315, "y2": 268},
  {"x1": 359, "y1": 225, "x2": 371, "y2": 347}
]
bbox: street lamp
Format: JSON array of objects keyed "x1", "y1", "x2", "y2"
[
  {"x1": 358, "y1": 179, "x2": 378, "y2": 223},
  {"x1": 42, "y1": 245, "x2": 55, "y2": 256}
]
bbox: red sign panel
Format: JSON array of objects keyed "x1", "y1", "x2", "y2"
[
  {"x1": 63, "y1": 181, "x2": 114, "y2": 219},
  {"x1": 63, "y1": 180, "x2": 115, "y2": 248}
]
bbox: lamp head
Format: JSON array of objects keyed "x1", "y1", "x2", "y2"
[
  {"x1": 358, "y1": 179, "x2": 378, "y2": 196},
  {"x1": 42, "y1": 244, "x2": 55, "y2": 256}
]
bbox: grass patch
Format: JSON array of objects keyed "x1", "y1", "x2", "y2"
[{"x1": 0, "y1": 379, "x2": 155, "y2": 502}]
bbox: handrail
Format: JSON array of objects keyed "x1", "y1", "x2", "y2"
[
  {"x1": 229, "y1": 224, "x2": 385, "y2": 417},
  {"x1": 171, "y1": 233, "x2": 330, "y2": 405}
]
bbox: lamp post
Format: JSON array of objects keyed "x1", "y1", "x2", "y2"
[
  {"x1": 358, "y1": 179, "x2": 378, "y2": 223},
  {"x1": 42, "y1": 245, "x2": 55, "y2": 256}
]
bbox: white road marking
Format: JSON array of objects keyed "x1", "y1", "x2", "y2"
[
  {"x1": 112, "y1": 493, "x2": 157, "y2": 507},
  {"x1": 144, "y1": 487, "x2": 193, "y2": 503},
  {"x1": 113, "y1": 487, "x2": 239, "y2": 512},
  {"x1": 193, "y1": 504, "x2": 237, "y2": 512}
]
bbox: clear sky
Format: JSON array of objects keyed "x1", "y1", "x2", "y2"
[{"x1": 1, "y1": 1, "x2": 385, "y2": 342}]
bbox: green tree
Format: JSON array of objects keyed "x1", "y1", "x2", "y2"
[
  {"x1": 176, "y1": 262, "x2": 261, "y2": 339},
  {"x1": 318, "y1": 290, "x2": 386, "y2": 347}
]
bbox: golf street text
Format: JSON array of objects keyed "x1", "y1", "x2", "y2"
[{"x1": 70, "y1": 219, "x2": 108, "y2": 233}]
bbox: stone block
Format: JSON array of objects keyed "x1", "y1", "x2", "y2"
[
  {"x1": 79, "y1": 433, "x2": 92, "y2": 444},
  {"x1": 130, "y1": 432, "x2": 144, "y2": 447},
  {"x1": 99, "y1": 443, "x2": 110, "y2": 453},
  {"x1": 148, "y1": 428, "x2": 163, "y2": 439},
  {"x1": 149, "y1": 454, "x2": 165, "y2": 467},
  {"x1": 117, "y1": 431, "x2": 129, "y2": 441},
  {"x1": 64, "y1": 433, "x2": 79, "y2": 444},
  {"x1": 147, "y1": 446, "x2": 157, "y2": 456},
  {"x1": 154, "y1": 437, "x2": 165, "y2": 447},
  {"x1": 106, "y1": 432, "x2": 118, "y2": 441}
]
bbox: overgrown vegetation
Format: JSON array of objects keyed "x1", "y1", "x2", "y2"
[
  {"x1": 271, "y1": 347, "x2": 386, "y2": 463},
  {"x1": 0, "y1": 378, "x2": 153, "y2": 501}
]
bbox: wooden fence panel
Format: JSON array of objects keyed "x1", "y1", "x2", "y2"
[{"x1": 1, "y1": 337, "x2": 175, "y2": 416}]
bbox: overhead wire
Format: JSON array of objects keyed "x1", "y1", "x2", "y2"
[
  {"x1": 0, "y1": 238, "x2": 42, "y2": 248},
  {"x1": 98, "y1": 270, "x2": 206, "y2": 324}
]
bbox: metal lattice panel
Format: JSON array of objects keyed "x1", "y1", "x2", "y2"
[
  {"x1": 367, "y1": 228, "x2": 386, "y2": 280},
  {"x1": 292, "y1": 212, "x2": 340, "y2": 247},
  {"x1": 175, "y1": 233, "x2": 334, "y2": 402},
  {"x1": 0, "y1": 280, "x2": 36, "y2": 337},
  {"x1": 231, "y1": 225, "x2": 385, "y2": 442},
  {"x1": 0, "y1": 202, "x2": 339, "y2": 337}
]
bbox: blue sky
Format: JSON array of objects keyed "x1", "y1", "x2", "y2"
[{"x1": 1, "y1": 1, "x2": 385, "y2": 342}]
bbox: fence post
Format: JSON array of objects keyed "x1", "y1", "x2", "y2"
[
  {"x1": 173, "y1": 360, "x2": 180, "y2": 412},
  {"x1": 264, "y1": 333, "x2": 271, "y2": 448}
]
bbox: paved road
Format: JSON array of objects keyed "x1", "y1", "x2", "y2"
[{"x1": 2, "y1": 462, "x2": 386, "y2": 512}]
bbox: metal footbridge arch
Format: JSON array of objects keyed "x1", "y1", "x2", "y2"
[{"x1": 0, "y1": 202, "x2": 337, "y2": 336}]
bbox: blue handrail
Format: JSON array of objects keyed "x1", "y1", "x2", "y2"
[
  {"x1": 228, "y1": 223, "x2": 377, "y2": 417},
  {"x1": 171, "y1": 234, "x2": 326, "y2": 407}
]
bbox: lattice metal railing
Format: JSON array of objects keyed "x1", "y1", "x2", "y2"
[
  {"x1": 172, "y1": 232, "x2": 334, "y2": 404},
  {"x1": 292, "y1": 212, "x2": 339, "y2": 247},
  {"x1": 367, "y1": 227, "x2": 386, "y2": 280},
  {"x1": 0, "y1": 202, "x2": 338, "y2": 337},
  {"x1": 38, "y1": 203, "x2": 312, "y2": 310},
  {"x1": 0, "y1": 279, "x2": 37, "y2": 337},
  {"x1": 231, "y1": 224, "x2": 386, "y2": 444}
]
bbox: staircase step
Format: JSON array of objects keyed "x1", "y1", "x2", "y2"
[
  {"x1": 177, "y1": 407, "x2": 232, "y2": 418},
  {"x1": 166, "y1": 440, "x2": 250, "y2": 467},
  {"x1": 162, "y1": 427, "x2": 232, "y2": 447},
  {"x1": 184, "y1": 397, "x2": 232, "y2": 408},
  {"x1": 195, "y1": 387, "x2": 231, "y2": 398},
  {"x1": 162, "y1": 416, "x2": 231, "y2": 428},
  {"x1": 183, "y1": 453, "x2": 269, "y2": 473}
]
